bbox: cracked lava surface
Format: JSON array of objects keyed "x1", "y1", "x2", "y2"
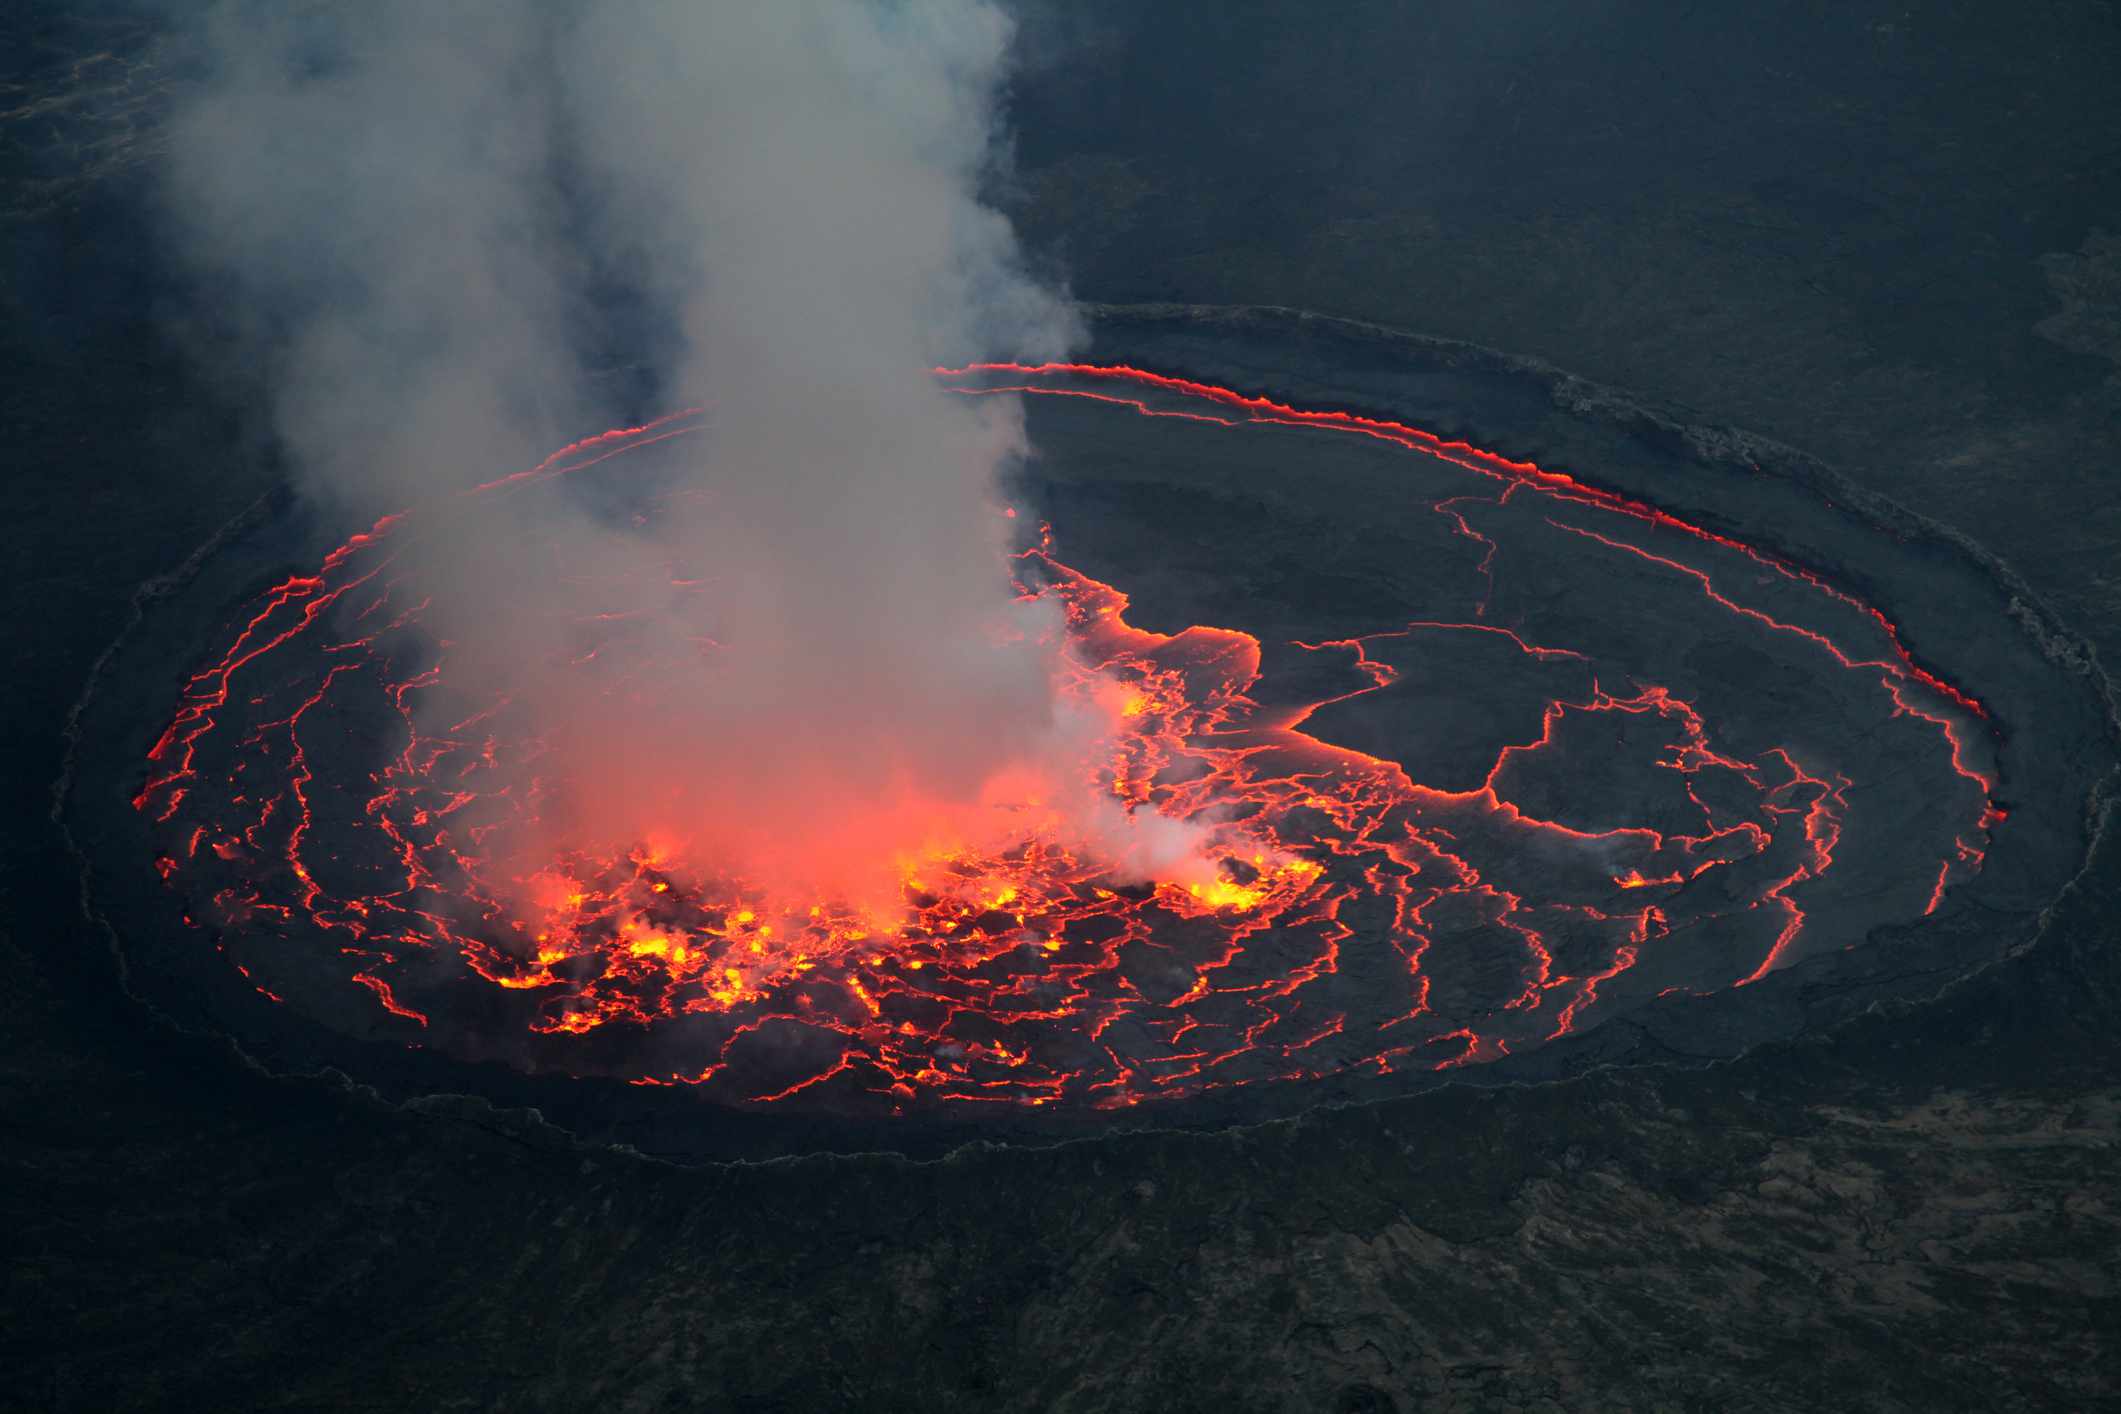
[{"x1": 126, "y1": 362, "x2": 2001, "y2": 1114}]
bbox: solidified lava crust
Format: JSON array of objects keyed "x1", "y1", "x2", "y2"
[{"x1": 114, "y1": 359, "x2": 2010, "y2": 1119}]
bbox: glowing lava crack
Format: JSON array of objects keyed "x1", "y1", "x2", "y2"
[{"x1": 129, "y1": 364, "x2": 2000, "y2": 1112}]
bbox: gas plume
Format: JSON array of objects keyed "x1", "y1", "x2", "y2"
[{"x1": 161, "y1": 2, "x2": 1197, "y2": 914}]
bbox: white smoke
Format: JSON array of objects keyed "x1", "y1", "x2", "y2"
[{"x1": 161, "y1": 1, "x2": 1206, "y2": 911}]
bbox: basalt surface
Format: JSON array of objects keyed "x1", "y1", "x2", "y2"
[{"x1": 12, "y1": 3, "x2": 2121, "y2": 1407}]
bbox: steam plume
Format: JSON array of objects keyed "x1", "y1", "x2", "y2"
[{"x1": 162, "y1": 2, "x2": 1196, "y2": 911}]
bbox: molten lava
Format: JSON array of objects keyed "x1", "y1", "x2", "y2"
[{"x1": 132, "y1": 365, "x2": 2000, "y2": 1112}]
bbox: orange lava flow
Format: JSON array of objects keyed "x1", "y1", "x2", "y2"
[{"x1": 131, "y1": 367, "x2": 2000, "y2": 1112}]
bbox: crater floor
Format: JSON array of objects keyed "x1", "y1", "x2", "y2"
[{"x1": 67, "y1": 310, "x2": 2113, "y2": 1159}]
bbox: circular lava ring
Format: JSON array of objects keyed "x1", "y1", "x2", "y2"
[{"x1": 66, "y1": 306, "x2": 2118, "y2": 1160}]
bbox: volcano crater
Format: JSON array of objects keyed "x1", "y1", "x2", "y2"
[{"x1": 64, "y1": 307, "x2": 2116, "y2": 1161}]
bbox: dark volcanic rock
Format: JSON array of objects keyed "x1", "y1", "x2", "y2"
[{"x1": 7, "y1": 3, "x2": 2121, "y2": 1410}]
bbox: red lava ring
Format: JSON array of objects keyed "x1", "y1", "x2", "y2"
[{"x1": 123, "y1": 358, "x2": 2004, "y2": 1117}]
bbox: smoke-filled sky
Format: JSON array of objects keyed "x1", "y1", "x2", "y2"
[{"x1": 157, "y1": 1, "x2": 1209, "y2": 908}]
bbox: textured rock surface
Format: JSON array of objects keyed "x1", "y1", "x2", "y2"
[
  {"x1": 7, "y1": 907, "x2": 2118, "y2": 1411},
  {"x1": 6, "y1": 3, "x2": 2121, "y2": 1409}
]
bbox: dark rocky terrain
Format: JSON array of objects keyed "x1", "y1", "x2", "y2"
[{"x1": 6, "y1": 3, "x2": 2120, "y2": 1409}]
